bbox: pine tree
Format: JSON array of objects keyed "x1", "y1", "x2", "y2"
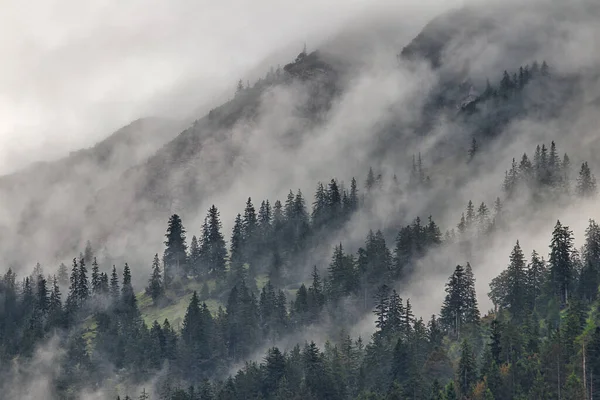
[
  {"x1": 203, "y1": 205, "x2": 227, "y2": 278},
  {"x1": 327, "y1": 179, "x2": 342, "y2": 223},
  {"x1": 576, "y1": 161, "x2": 597, "y2": 198},
  {"x1": 163, "y1": 214, "x2": 188, "y2": 282},
  {"x1": 48, "y1": 276, "x2": 63, "y2": 328},
  {"x1": 242, "y1": 198, "x2": 258, "y2": 267},
  {"x1": 441, "y1": 265, "x2": 479, "y2": 337},
  {"x1": 476, "y1": 202, "x2": 490, "y2": 235},
  {"x1": 147, "y1": 254, "x2": 163, "y2": 303},
  {"x1": 506, "y1": 241, "x2": 527, "y2": 320},
  {"x1": 312, "y1": 182, "x2": 328, "y2": 229},
  {"x1": 83, "y1": 241, "x2": 94, "y2": 265},
  {"x1": 76, "y1": 257, "x2": 89, "y2": 305},
  {"x1": 36, "y1": 274, "x2": 49, "y2": 315},
  {"x1": 549, "y1": 220, "x2": 575, "y2": 303},
  {"x1": 188, "y1": 235, "x2": 202, "y2": 278},
  {"x1": 66, "y1": 258, "x2": 79, "y2": 313},
  {"x1": 91, "y1": 257, "x2": 101, "y2": 296},
  {"x1": 581, "y1": 219, "x2": 600, "y2": 302},
  {"x1": 110, "y1": 265, "x2": 120, "y2": 300},
  {"x1": 121, "y1": 263, "x2": 136, "y2": 312},
  {"x1": 373, "y1": 284, "x2": 390, "y2": 332},
  {"x1": 230, "y1": 213, "x2": 244, "y2": 280},
  {"x1": 57, "y1": 263, "x2": 69, "y2": 286},
  {"x1": 468, "y1": 137, "x2": 478, "y2": 162},
  {"x1": 466, "y1": 201, "x2": 475, "y2": 230},
  {"x1": 366, "y1": 167, "x2": 376, "y2": 191},
  {"x1": 527, "y1": 251, "x2": 546, "y2": 311},
  {"x1": 349, "y1": 177, "x2": 359, "y2": 213},
  {"x1": 464, "y1": 263, "x2": 480, "y2": 324}
]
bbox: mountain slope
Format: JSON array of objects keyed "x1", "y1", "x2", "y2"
[{"x1": 0, "y1": 117, "x2": 182, "y2": 268}]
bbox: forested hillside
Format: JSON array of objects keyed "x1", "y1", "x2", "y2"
[{"x1": 2, "y1": 0, "x2": 600, "y2": 399}]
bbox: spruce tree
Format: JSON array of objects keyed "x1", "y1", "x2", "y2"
[
  {"x1": 312, "y1": 182, "x2": 328, "y2": 229},
  {"x1": 147, "y1": 254, "x2": 163, "y2": 303},
  {"x1": 506, "y1": 241, "x2": 527, "y2": 320},
  {"x1": 549, "y1": 220, "x2": 574, "y2": 303},
  {"x1": 527, "y1": 251, "x2": 546, "y2": 311},
  {"x1": 121, "y1": 263, "x2": 136, "y2": 312},
  {"x1": 188, "y1": 235, "x2": 201, "y2": 278},
  {"x1": 36, "y1": 274, "x2": 49, "y2": 315},
  {"x1": 91, "y1": 257, "x2": 101, "y2": 296},
  {"x1": 163, "y1": 214, "x2": 188, "y2": 282},
  {"x1": 203, "y1": 205, "x2": 227, "y2": 278},
  {"x1": 76, "y1": 257, "x2": 89, "y2": 305},
  {"x1": 229, "y1": 214, "x2": 245, "y2": 286},
  {"x1": 110, "y1": 265, "x2": 120, "y2": 300},
  {"x1": 576, "y1": 161, "x2": 597, "y2": 198},
  {"x1": 57, "y1": 263, "x2": 69, "y2": 286}
]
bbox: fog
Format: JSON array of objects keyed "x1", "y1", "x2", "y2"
[
  {"x1": 0, "y1": 0, "x2": 465, "y2": 175},
  {"x1": 2, "y1": 0, "x2": 600, "y2": 397}
]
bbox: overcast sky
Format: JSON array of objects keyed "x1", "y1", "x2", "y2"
[{"x1": 0, "y1": 0, "x2": 466, "y2": 174}]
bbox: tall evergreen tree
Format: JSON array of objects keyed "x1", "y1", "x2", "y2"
[
  {"x1": 549, "y1": 220, "x2": 575, "y2": 303},
  {"x1": 506, "y1": 241, "x2": 527, "y2": 320},
  {"x1": 147, "y1": 254, "x2": 163, "y2": 303},
  {"x1": 230, "y1": 214, "x2": 245, "y2": 285},
  {"x1": 527, "y1": 251, "x2": 546, "y2": 311},
  {"x1": 188, "y1": 235, "x2": 202, "y2": 278},
  {"x1": 91, "y1": 257, "x2": 101, "y2": 296},
  {"x1": 202, "y1": 205, "x2": 227, "y2": 278},
  {"x1": 110, "y1": 265, "x2": 120, "y2": 300},
  {"x1": 576, "y1": 161, "x2": 597, "y2": 198},
  {"x1": 163, "y1": 214, "x2": 188, "y2": 282}
]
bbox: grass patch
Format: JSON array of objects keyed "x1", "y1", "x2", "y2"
[{"x1": 139, "y1": 278, "x2": 221, "y2": 330}]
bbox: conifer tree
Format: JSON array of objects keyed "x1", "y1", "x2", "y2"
[
  {"x1": 110, "y1": 265, "x2": 120, "y2": 300},
  {"x1": 57, "y1": 263, "x2": 69, "y2": 286},
  {"x1": 83, "y1": 241, "x2": 94, "y2": 265},
  {"x1": 465, "y1": 200, "x2": 475, "y2": 229},
  {"x1": 327, "y1": 179, "x2": 342, "y2": 223},
  {"x1": 202, "y1": 205, "x2": 227, "y2": 278},
  {"x1": 76, "y1": 257, "x2": 89, "y2": 305},
  {"x1": 121, "y1": 263, "x2": 137, "y2": 312},
  {"x1": 163, "y1": 214, "x2": 188, "y2": 282},
  {"x1": 581, "y1": 219, "x2": 600, "y2": 302},
  {"x1": 242, "y1": 198, "x2": 258, "y2": 267},
  {"x1": 91, "y1": 257, "x2": 101, "y2": 296},
  {"x1": 312, "y1": 182, "x2": 328, "y2": 229},
  {"x1": 476, "y1": 202, "x2": 490, "y2": 235},
  {"x1": 527, "y1": 250, "x2": 546, "y2": 311},
  {"x1": 48, "y1": 276, "x2": 63, "y2": 328},
  {"x1": 576, "y1": 161, "x2": 597, "y2": 198},
  {"x1": 506, "y1": 241, "x2": 527, "y2": 320},
  {"x1": 468, "y1": 137, "x2": 478, "y2": 162},
  {"x1": 188, "y1": 235, "x2": 201, "y2": 278},
  {"x1": 549, "y1": 220, "x2": 575, "y2": 303},
  {"x1": 36, "y1": 274, "x2": 49, "y2": 315},
  {"x1": 366, "y1": 167, "x2": 376, "y2": 191},
  {"x1": 441, "y1": 264, "x2": 479, "y2": 337},
  {"x1": 349, "y1": 177, "x2": 359, "y2": 213},
  {"x1": 147, "y1": 254, "x2": 163, "y2": 303},
  {"x1": 230, "y1": 213, "x2": 244, "y2": 278}
]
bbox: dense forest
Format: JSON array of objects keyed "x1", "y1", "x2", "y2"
[
  {"x1": 1, "y1": 0, "x2": 600, "y2": 397},
  {"x1": 1, "y1": 125, "x2": 600, "y2": 399}
]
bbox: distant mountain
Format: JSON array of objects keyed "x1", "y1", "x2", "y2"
[
  {"x1": 0, "y1": 117, "x2": 182, "y2": 268},
  {"x1": 2, "y1": 0, "x2": 599, "y2": 278}
]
